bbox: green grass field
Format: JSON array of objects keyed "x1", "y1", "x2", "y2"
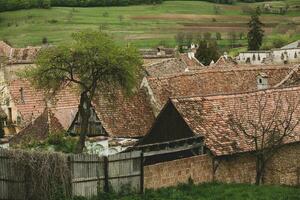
[
  {"x1": 76, "y1": 182, "x2": 300, "y2": 200},
  {"x1": 0, "y1": 0, "x2": 300, "y2": 50}
]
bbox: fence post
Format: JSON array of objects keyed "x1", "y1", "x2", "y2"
[
  {"x1": 140, "y1": 152, "x2": 144, "y2": 194},
  {"x1": 67, "y1": 155, "x2": 72, "y2": 198},
  {"x1": 104, "y1": 156, "x2": 109, "y2": 193}
]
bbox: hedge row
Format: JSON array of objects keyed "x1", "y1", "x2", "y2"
[{"x1": 0, "y1": 0, "x2": 163, "y2": 12}]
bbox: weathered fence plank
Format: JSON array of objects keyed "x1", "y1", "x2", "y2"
[
  {"x1": 0, "y1": 149, "x2": 26, "y2": 200},
  {"x1": 0, "y1": 149, "x2": 143, "y2": 199}
]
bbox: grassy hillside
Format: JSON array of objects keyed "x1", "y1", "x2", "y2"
[
  {"x1": 75, "y1": 182, "x2": 300, "y2": 200},
  {"x1": 0, "y1": 0, "x2": 299, "y2": 50}
]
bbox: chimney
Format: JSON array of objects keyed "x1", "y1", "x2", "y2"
[{"x1": 257, "y1": 73, "x2": 268, "y2": 90}]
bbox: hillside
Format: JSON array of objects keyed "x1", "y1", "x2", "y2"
[{"x1": 0, "y1": 0, "x2": 299, "y2": 50}]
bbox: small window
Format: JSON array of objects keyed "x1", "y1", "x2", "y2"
[
  {"x1": 258, "y1": 54, "x2": 261, "y2": 61},
  {"x1": 295, "y1": 52, "x2": 297, "y2": 58},
  {"x1": 259, "y1": 78, "x2": 262, "y2": 84},
  {"x1": 252, "y1": 54, "x2": 256, "y2": 61}
]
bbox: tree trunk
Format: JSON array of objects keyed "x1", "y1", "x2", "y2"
[
  {"x1": 75, "y1": 92, "x2": 91, "y2": 153},
  {"x1": 255, "y1": 154, "x2": 265, "y2": 185}
]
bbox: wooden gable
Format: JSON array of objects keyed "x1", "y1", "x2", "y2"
[{"x1": 68, "y1": 107, "x2": 108, "y2": 137}]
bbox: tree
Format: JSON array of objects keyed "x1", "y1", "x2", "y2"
[
  {"x1": 175, "y1": 32, "x2": 185, "y2": 53},
  {"x1": 195, "y1": 40, "x2": 220, "y2": 66},
  {"x1": 203, "y1": 32, "x2": 212, "y2": 40},
  {"x1": 228, "y1": 31, "x2": 237, "y2": 48},
  {"x1": 216, "y1": 32, "x2": 222, "y2": 40},
  {"x1": 23, "y1": 31, "x2": 142, "y2": 152},
  {"x1": 247, "y1": 8, "x2": 264, "y2": 50},
  {"x1": 227, "y1": 92, "x2": 300, "y2": 185}
]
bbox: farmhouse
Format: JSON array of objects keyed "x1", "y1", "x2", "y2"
[{"x1": 139, "y1": 86, "x2": 300, "y2": 186}]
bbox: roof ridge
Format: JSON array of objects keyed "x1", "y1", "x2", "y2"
[
  {"x1": 147, "y1": 65, "x2": 293, "y2": 80},
  {"x1": 171, "y1": 86, "x2": 300, "y2": 102}
]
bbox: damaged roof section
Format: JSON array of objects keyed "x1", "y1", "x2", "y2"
[{"x1": 0, "y1": 41, "x2": 40, "y2": 64}]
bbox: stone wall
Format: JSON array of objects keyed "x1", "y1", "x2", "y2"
[
  {"x1": 144, "y1": 154, "x2": 213, "y2": 189},
  {"x1": 265, "y1": 143, "x2": 300, "y2": 185},
  {"x1": 215, "y1": 153, "x2": 256, "y2": 184},
  {"x1": 144, "y1": 143, "x2": 300, "y2": 189}
]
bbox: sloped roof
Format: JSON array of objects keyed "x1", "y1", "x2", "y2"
[
  {"x1": 281, "y1": 40, "x2": 300, "y2": 50},
  {"x1": 93, "y1": 89, "x2": 155, "y2": 138},
  {"x1": 144, "y1": 65, "x2": 293, "y2": 110},
  {"x1": 143, "y1": 58, "x2": 188, "y2": 77},
  {"x1": 9, "y1": 79, "x2": 155, "y2": 138},
  {"x1": 8, "y1": 79, "x2": 79, "y2": 127},
  {"x1": 274, "y1": 65, "x2": 300, "y2": 88},
  {"x1": 179, "y1": 53, "x2": 204, "y2": 69},
  {"x1": 0, "y1": 41, "x2": 40, "y2": 64},
  {"x1": 9, "y1": 108, "x2": 66, "y2": 145},
  {"x1": 212, "y1": 55, "x2": 237, "y2": 68},
  {"x1": 170, "y1": 86, "x2": 300, "y2": 156}
]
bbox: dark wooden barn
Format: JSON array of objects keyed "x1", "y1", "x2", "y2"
[{"x1": 132, "y1": 100, "x2": 204, "y2": 165}]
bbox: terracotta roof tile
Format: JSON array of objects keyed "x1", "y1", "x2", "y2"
[
  {"x1": 8, "y1": 79, "x2": 79, "y2": 127},
  {"x1": 144, "y1": 65, "x2": 293, "y2": 110},
  {"x1": 9, "y1": 79, "x2": 155, "y2": 138},
  {"x1": 171, "y1": 86, "x2": 300, "y2": 156},
  {"x1": 93, "y1": 89, "x2": 155, "y2": 138}
]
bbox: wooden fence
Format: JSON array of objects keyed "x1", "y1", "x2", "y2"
[
  {"x1": 70, "y1": 151, "x2": 143, "y2": 197},
  {"x1": 0, "y1": 149, "x2": 143, "y2": 200}
]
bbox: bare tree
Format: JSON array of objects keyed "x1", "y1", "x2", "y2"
[{"x1": 227, "y1": 91, "x2": 300, "y2": 185}]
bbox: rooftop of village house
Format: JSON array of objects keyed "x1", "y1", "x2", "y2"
[{"x1": 140, "y1": 86, "x2": 300, "y2": 156}]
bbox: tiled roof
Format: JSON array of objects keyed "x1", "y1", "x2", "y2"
[
  {"x1": 0, "y1": 41, "x2": 40, "y2": 64},
  {"x1": 9, "y1": 79, "x2": 155, "y2": 138},
  {"x1": 143, "y1": 58, "x2": 188, "y2": 77},
  {"x1": 9, "y1": 108, "x2": 66, "y2": 145},
  {"x1": 144, "y1": 65, "x2": 293, "y2": 110},
  {"x1": 212, "y1": 55, "x2": 237, "y2": 68},
  {"x1": 8, "y1": 79, "x2": 79, "y2": 127},
  {"x1": 274, "y1": 65, "x2": 300, "y2": 88},
  {"x1": 179, "y1": 53, "x2": 204, "y2": 69},
  {"x1": 93, "y1": 88, "x2": 155, "y2": 138},
  {"x1": 171, "y1": 86, "x2": 300, "y2": 156},
  {"x1": 143, "y1": 55, "x2": 203, "y2": 77}
]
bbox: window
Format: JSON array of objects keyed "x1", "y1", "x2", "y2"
[
  {"x1": 252, "y1": 54, "x2": 256, "y2": 61},
  {"x1": 295, "y1": 52, "x2": 297, "y2": 58}
]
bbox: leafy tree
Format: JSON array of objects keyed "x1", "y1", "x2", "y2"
[
  {"x1": 23, "y1": 31, "x2": 142, "y2": 152},
  {"x1": 228, "y1": 31, "x2": 237, "y2": 48},
  {"x1": 203, "y1": 32, "x2": 212, "y2": 40},
  {"x1": 216, "y1": 32, "x2": 222, "y2": 40},
  {"x1": 175, "y1": 32, "x2": 185, "y2": 53},
  {"x1": 195, "y1": 40, "x2": 220, "y2": 66},
  {"x1": 247, "y1": 8, "x2": 264, "y2": 51}
]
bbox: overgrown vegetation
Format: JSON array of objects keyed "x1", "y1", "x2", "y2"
[
  {"x1": 72, "y1": 182, "x2": 300, "y2": 200},
  {"x1": 195, "y1": 40, "x2": 220, "y2": 65},
  {"x1": 10, "y1": 150, "x2": 71, "y2": 200},
  {"x1": 14, "y1": 132, "x2": 78, "y2": 153}
]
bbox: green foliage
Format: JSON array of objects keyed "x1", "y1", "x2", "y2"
[
  {"x1": 0, "y1": 0, "x2": 163, "y2": 12},
  {"x1": 0, "y1": 0, "x2": 51, "y2": 12},
  {"x1": 17, "y1": 132, "x2": 78, "y2": 153},
  {"x1": 23, "y1": 30, "x2": 141, "y2": 95},
  {"x1": 247, "y1": 8, "x2": 264, "y2": 50},
  {"x1": 68, "y1": 182, "x2": 300, "y2": 200},
  {"x1": 195, "y1": 40, "x2": 220, "y2": 66}
]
